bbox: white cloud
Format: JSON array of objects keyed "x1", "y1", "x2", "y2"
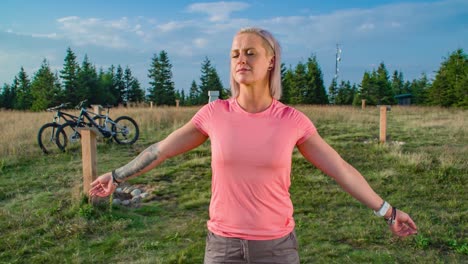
[
  {"x1": 157, "y1": 20, "x2": 195, "y2": 33},
  {"x1": 358, "y1": 23, "x2": 375, "y2": 32},
  {"x1": 193, "y1": 38, "x2": 208, "y2": 48},
  {"x1": 4, "y1": 29, "x2": 60, "y2": 40},
  {"x1": 56, "y1": 16, "x2": 136, "y2": 48},
  {"x1": 187, "y1": 1, "x2": 249, "y2": 22},
  {"x1": 31, "y1": 33, "x2": 60, "y2": 39}
]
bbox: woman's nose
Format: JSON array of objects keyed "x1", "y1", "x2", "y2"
[{"x1": 238, "y1": 55, "x2": 246, "y2": 64}]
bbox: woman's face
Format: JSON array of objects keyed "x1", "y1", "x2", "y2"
[{"x1": 231, "y1": 33, "x2": 274, "y2": 87}]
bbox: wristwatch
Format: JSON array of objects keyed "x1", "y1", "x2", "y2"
[
  {"x1": 111, "y1": 170, "x2": 122, "y2": 186},
  {"x1": 374, "y1": 201, "x2": 391, "y2": 217}
]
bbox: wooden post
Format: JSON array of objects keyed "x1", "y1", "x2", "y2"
[
  {"x1": 91, "y1": 104, "x2": 103, "y2": 126},
  {"x1": 150, "y1": 101, "x2": 153, "y2": 109},
  {"x1": 379, "y1": 106, "x2": 387, "y2": 143},
  {"x1": 361, "y1": 99, "x2": 366, "y2": 110},
  {"x1": 81, "y1": 129, "x2": 98, "y2": 198},
  {"x1": 175, "y1": 100, "x2": 180, "y2": 108}
]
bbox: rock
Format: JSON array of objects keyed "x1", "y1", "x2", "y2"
[
  {"x1": 121, "y1": 200, "x2": 130, "y2": 206},
  {"x1": 131, "y1": 196, "x2": 141, "y2": 203},
  {"x1": 140, "y1": 192, "x2": 149, "y2": 199},
  {"x1": 123, "y1": 186, "x2": 134, "y2": 194},
  {"x1": 115, "y1": 188, "x2": 123, "y2": 193},
  {"x1": 131, "y1": 189, "x2": 142, "y2": 197},
  {"x1": 112, "y1": 199, "x2": 121, "y2": 205}
]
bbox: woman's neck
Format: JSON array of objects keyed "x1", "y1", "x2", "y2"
[{"x1": 236, "y1": 86, "x2": 273, "y2": 113}]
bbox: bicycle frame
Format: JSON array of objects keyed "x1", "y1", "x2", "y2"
[
  {"x1": 47, "y1": 103, "x2": 80, "y2": 125},
  {"x1": 75, "y1": 107, "x2": 113, "y2": 137}
]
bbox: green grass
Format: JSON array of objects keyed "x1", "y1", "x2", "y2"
[{"x1": 0, "y1": 106, "x2": 466, "y2": 263}]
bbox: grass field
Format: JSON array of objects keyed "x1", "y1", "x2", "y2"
[{"x1": 0, "y1": 105, "x2": 466, "y2": 263}]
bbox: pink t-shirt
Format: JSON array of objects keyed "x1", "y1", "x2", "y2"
[{"x1": 191, "y1": 98, "x2": 317, "y2": 240}]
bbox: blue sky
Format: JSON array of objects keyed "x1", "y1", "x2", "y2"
[{"x1": 1, "y1": 0, "x2": 467, "y2": 93}]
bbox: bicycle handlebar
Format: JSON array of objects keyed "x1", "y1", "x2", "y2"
[
  {"x1": 46, "y1": 102, "x2": 70, "y2": 112},
  {"x1": 75, "y1": 99, "x2": 88, "y2": 110}
]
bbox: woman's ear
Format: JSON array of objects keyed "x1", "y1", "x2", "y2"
[{"x1": 269, "y1": 56, "x2": 275, "y2": 68}]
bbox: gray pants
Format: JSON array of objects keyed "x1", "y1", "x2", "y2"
[{"x1": 204, "y1": 230, "x2": 300, "y2": 264}]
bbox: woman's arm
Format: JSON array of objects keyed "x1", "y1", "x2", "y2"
[
  {"x1": 89, "y1": 121, "x2": 207, "y2": 197},
  {"x1": 297, "y1": 132, "x2": 417, "y2": 237}
]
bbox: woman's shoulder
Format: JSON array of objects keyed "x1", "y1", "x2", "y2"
[{"x1": 272, "y1": 100, "x2": 304, "y2": 118}]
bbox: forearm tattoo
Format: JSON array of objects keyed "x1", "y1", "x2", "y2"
[{"x1": 114, "y1": 144, "x2": 160, "y2": 182}]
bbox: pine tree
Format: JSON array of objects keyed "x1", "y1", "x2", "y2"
[
  {"x1": 280, "y1": 63, "x2": 292, "y2": 104},
  {"x1": 410, "y1": 73, "x2": 430, "y2": 105},
  {"x1": 199, "y1": 57, "x2": 225, "y2": 104},
  {"x1": 281, "y1": 66, "x2": 294, "y2": 104},
  {"x1": 124, "y1": 67, "x2": 144, "y2": 104},
  {"x1": 335, "y1": 81, "x2": 356, "y2": 105},
  {"x1": 98, "y1": 66, "x2": 117, "y2": 104},
  {"x1": 148, "y1": 51, "x2": 176, "y2": 105},
  {"x1": 30, "y1": 59, "x2": 61, "y2": 111},
  {"x1": 328, "y1": 78, "x2": 338, "y2": 104},
  {"x1": 77, "y1": 55, "x2": 99, "y2": 104},
  {"x1": 14, "y1": 67, "x2": 32, "y2": 110},
  {"x1": 189, "y1": 80, "x2": 200, "y2": 105},
  {"x1": 0, "y1": 84, "x2": 14, "y2": 109},
  {"x1": 60, "y1": 47, "x2": 80, "y2": 106},
  {"x1": 376, "y1": 62, "x2": 394, "y2": 104},
  {"x1": 305, "y1": 56, "x2": 328, "y2": 104},
  {"x1": 391, "y1": 70, "x2": 405, "y2": 96},
  {"x1": 180, "y1": 89, "x2": 186, "y2": 106},
  {"x1": 291, "y1": 62, "x2": 307, "y2": 104},
  {"x1": 359, "y1": 71, "x2": 376, "y2": 105},
  {"x1": 123, "y1": 66, "x2": 132, "y2": 104},
  {"x1": 428, "y1": 49, "x2": 467, "y2": 107},
  {"x1": 114, "y1": 65, "x2": 125, "y2": 105}
]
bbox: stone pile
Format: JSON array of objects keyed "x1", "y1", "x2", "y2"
[{"x1": 112, "y1": 185, "x2": 149, "y2": 206}]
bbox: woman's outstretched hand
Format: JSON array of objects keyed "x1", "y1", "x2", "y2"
[
  {"x1": 89, "y1": 172, "x2": 116, "y2": 197},
  {"x1": 389, "y1": 209, "x2": 418, "y2": 237}
]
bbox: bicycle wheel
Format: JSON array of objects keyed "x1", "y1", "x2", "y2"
[
  {"x1": 112, "y1": 116, "x2": 139, "y2": 144},
  {"x1": 55, "y1": 121, "x2": 84, "y2": 151},
  {"x1": 37, "y1": 123, "x2": 66, "y2": 154}
]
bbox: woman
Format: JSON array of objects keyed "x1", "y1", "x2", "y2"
[{"x1": 90, "y1": 27, "x2": 417, "y2": 263}]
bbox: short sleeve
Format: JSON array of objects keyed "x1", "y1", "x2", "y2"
[
  {"x1": 191, "y1": 101, "x2": 216, "y2": 136},
  {"x1": 295, "y1": 110, "x2": 317, "y2": 145}
]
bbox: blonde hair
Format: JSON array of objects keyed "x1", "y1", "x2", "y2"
[{"x1": 230, "y1": 27, "x2": 282, "y2": 100}]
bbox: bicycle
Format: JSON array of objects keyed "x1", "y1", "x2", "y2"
[
  {"x1": 55, "y1": 100, "x2": 139, "y2": 152},
  {"x1": 37, "y1": 103, "x2": 82, "y2": 154}
]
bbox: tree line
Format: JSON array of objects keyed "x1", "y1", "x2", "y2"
[{"x1": 1, "y1": 48, "x2": 466, "y2": 111}]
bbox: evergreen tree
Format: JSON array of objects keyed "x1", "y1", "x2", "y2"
[
  {"x1": 410, "y1": 73, "x2": 430, "y2": 105},
  {"x1": 291, "y1": 62, "x2": 307, "y2": 104},
  {"x1": 428, "y1": 49, "x2": 467, "y2": 107},
  {"x1": 148, "y1": 51, "x2": 176, "y2": 105},
  {"x1": 97, "y1": 66, "x2": 116, "y2": 105},
  {"x1": 0, "y1": 84, "x2": 14, "y2": 109},
  {"x1": 359, "y1": 71, "x2": 377, "y2": 105},
  {"x1": 124, "y1": 67, "x2": 144, "y2": 104},
  {"x1": 199, "y1": 57, "x2": 225, "y2": 104},
  {"x1": 376, "y1": 62, "x2": 394, "y2": 104},
  {"x1": 123, "y1": 66, "x2": 132, "y2": 103},
  {"x1": 77, "y1": 55, "x2": 99, "y2": 104},
  {"x1": 305, "y1": 56, "x2": 328, "y2": 104},
  {"x1": 281, "y1": 66, "x2": 294, "y2": 104},
  {"x1": 60, "y1": 47, "x2": 80, "y2": 106},
  {"x1": 391, "y1": 70, "x2": 405, "y2": 96},
  {"x1": 114, "y1": 65, "x2": 125, "y2": 105},
  {"x1": 180, "y1": 89, "x2": 186, "y2": 106},
  {"x1": 328, "y1": 78, "x2": 338, "y2": 104},
  {"x1": 188, "y1": 80, "x2": 200, "y2": 105},
  {"x1": 335, "y1": 81, "x2": 357, "y2": 105},
  {"x1": 30, "y1": 59, "x2": 61, "y2": 111},
  {"x1": 14, "y1": 67, "x2": 32, "y2": 110}
]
